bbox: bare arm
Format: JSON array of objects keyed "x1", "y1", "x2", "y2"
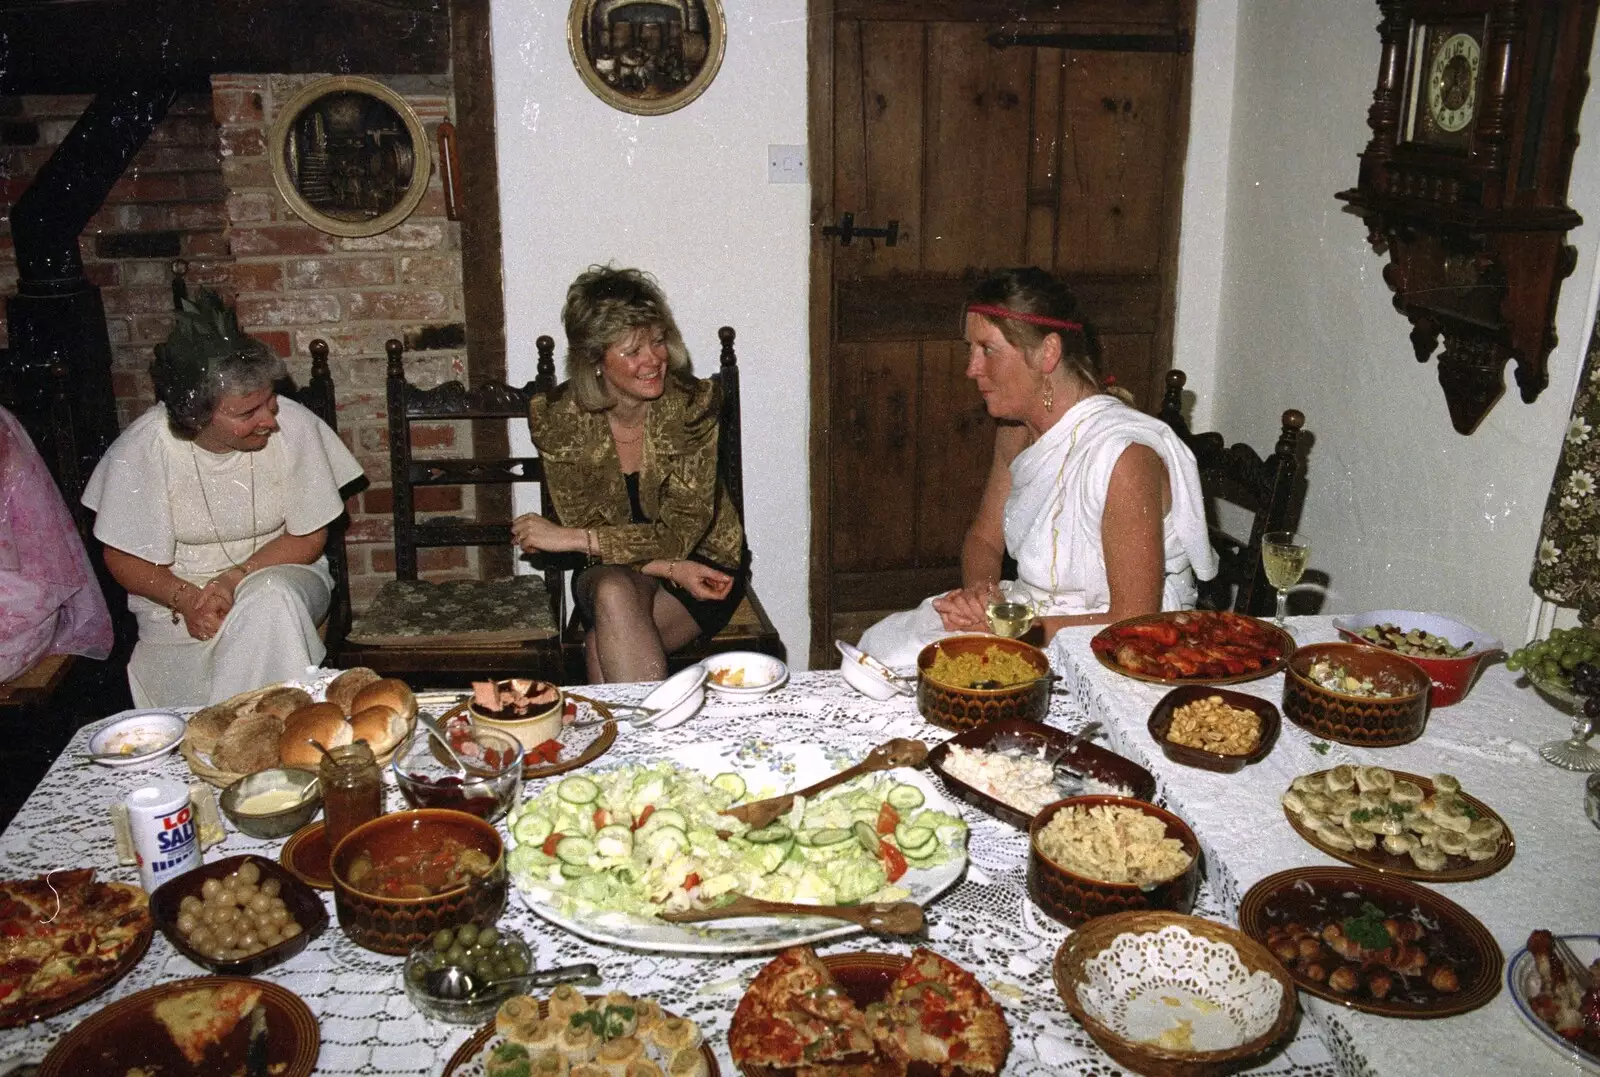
[
  {"x1": 933, "y1": 424, "x2": 1029, "y2": 632},
  {"x1": 103, "y1": 546, "x2": 222, "y2": 640},
  {"x1": 1035, "y1": 442, "x2": 1169, "y2": 641}
]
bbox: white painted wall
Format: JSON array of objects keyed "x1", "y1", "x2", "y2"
[
  {"x1": 1190, "y1": 0, "x2": 1600, "y2": 647},
  {"x1": 488, "y1": 2, "x2": 813, "y2": 664}
]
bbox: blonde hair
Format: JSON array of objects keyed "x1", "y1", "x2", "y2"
[
  {"x1": 561, "y1": 265, "x2": 692, "y2": 411},
  {"x1": 966, "y1": 268, "x2": 1117, "y2": 398}
]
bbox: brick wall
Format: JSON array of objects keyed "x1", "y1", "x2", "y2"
[
  {"x1": 1, "y1": 80, "x2": 486, "y2": 616},
  {"x1": 212, "y1": 73, "x2": 480, "y2": 613},
  {"x1": 0, "y1": 92, "x2": 228, "y2": 427}
]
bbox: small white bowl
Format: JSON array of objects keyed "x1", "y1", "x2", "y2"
[
  {"x1": 638, "y1": 663, "x2": 709, "y2": 729},
  {"x1": 835, "y1": 639, "x2": 912, "y2": 700},
  {"x1": 87, "y1": 709, "x2": 187, "y2": 768},
  {"x1": 702, "y1": 651, "x2": 789, "y2": 698}
]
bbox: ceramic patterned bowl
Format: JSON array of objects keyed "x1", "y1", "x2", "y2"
[
  {"x1": 1282, "y1": 643, "x2": 1430, "y2": 746},
  {"x1": 1147, "y1": 686, "x2": 1281, "y2": 774},
  {"x1": 329, "y1": 809, "x2": 507, "y2": 955},
  {"x1": 149, "y1": 855, "x2": 329, "y2": 976},
  {"x1": 916, "y1": 635, "x2": 1051, "y2": 731},
  {"x1": 1029, "y1": 795, "x2": 1200, "y2": 928}
]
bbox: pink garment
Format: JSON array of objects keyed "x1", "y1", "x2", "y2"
[{"x1": 0, "y1": 405, "x2": 113, "y2": 680}]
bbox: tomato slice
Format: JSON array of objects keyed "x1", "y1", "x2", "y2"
[
  {"x1": 876, "y1": 802, "x2": 900, "y2": 835},
  {"x1": 634, "y1": 804, "x2": 656, "y2": 831},
  {"x1": 879, "y1": 840, "x2": 907, "y2": 883},
  {"x1": 541, "y1": 832, "x2": 563, "y2": 857},
  {"x1": 683, "y1": 872, "x2": 701, "y2": 891}
]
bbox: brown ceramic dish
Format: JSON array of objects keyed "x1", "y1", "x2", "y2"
[
  {"x1": 1053, "y1": 911, "x2": 1297, "y2": 1077},
  {"x1": 38, "y1": 976, "x2": 319, "y2": 1077},
  {"x1": 0, "y1": 881, "x2": 152, "y2": 1029},
  {"x1": 1029, "y1": 795, "x2": 1201, "y2": 928},
  {"x1": 1281, "y1": 643, "x2": 1431, "y2": 746},
  {"x1": 1281, "y1": 769, "x2": 1515, "y2": 882},
  {"x1": 1147, "y1": 685, "x2": 1281, "y2": 773},
  {"x1": 444, "y1": 994, "x2": 723, "y2": 1076},
  {"x1": 150, "y1": 854, "x2": 329, "y2": 975},
  {"x1": 927, "y1": 718, "x2": 1157, "y2": 829},
  {"x1": 1237, "y1": 866, "x2": 1502, "y2": 1018},
  {"x1": 279, "y1": 820, "x2": 334, "y2": 890},
  {"x1": 330, "y1": 809, "x2": 508, "y2": 955},
  {"x1": 916, "y1": 635, "x2": 1051, "y2": 732}
]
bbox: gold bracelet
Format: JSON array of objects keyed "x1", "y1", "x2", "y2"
[
  {"x1": 666, "y1": 559, "x2": 678, "y2": 585},
  {"x1": 167, "y1": 579, "x2": 191, "y2": 624}
]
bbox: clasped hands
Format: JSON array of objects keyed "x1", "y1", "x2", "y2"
[
  {"x1": 176, "y1": 567, "x2": 247, "y2": 642},
  {"x1": 510, "y1": 513, "x2": 733, "y2": 602},
  {"x1": 932, "y1": 580, "x2": 1001, "y2": 633}
]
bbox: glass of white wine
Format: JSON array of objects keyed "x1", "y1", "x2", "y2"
[
  {"x1": 985, "y1": 583, "x2": 1036, "y2": 639},
  {"x1": 1261, "y1": 531, "x2": 1310, "y2": 628}
]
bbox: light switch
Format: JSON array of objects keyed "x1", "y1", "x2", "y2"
[{"x1": 768, "y1": 144, "x2": 807, "y2": 184}]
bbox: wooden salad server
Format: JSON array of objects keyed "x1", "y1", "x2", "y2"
[
  {"x1": 719, "y1": 737, "x2": 930, "y2": 830},
  {"x1": 659, "y1": 894, "x2": 925, "y2": 936}
]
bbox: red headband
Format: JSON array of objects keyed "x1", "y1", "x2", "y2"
[{"x1": 966, "y1": 303, "x2": 1082, "y2": 332}]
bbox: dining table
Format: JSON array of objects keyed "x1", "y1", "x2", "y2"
[{"x1": 0, "y1": 615, "x2": 1592, "y2": 1076}]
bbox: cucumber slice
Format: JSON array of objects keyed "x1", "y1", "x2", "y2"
[
  {"x1": 801, "y1": 827, "x2": 852, "y2": 847},
  {"x1": 556, "y1": 776, "x2": 600, "y2": 805},
  {"x1": 641, "y1": 807, "x2": 687, "y2": 832},
  {"x1": 513, "y1": 814, "x2": 553, "y2": 845},
  {"x1": 554, "y1": 835, "x2": 596, "y2": 866},
  {"x1": 711, "y1": 772, "x2": 747, "y2": 800},
  {"x1": 852, "y1": 820, "x2": 881, "y2": 854},
  {"x1": 745, "y1": 823, "x2": 793, "y2": 844},
  {"x1": 594, "y1": 825, "x2": 634, "y2": 858},
  {"x1": 886, "y1": 784, "x2": 925, "y2": 810},
  {"x1": 894, "y1": 824, "x2": 934, "y2": 849},
  {"x1": 645, "y1": 825, "x2": 688, "y2": 858},
  {"x1": 902, "y1": 843, "x2": 939, "y2": 864},
  {"x1": 558, "y1": 861, "x2": 592, "y2": 879},
  {"x1": 898, "y1": 833, "x2": 938, "y2": 858}
]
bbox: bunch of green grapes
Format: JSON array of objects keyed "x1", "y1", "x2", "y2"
[{"x1": 1505, "y1": 625, "x2": 1600, "y2": 689}]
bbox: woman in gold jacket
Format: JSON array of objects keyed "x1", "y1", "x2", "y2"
[{"x1": 513, "y1": 266, "x2": 747, "y2": 682}]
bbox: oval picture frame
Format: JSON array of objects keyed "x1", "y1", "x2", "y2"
[
  {"x1": 567, "y1": 0, "x2": 727, "y2": 117},
  {"x1": 269, "y1": 76, "x2": 432, "y2": 238}
]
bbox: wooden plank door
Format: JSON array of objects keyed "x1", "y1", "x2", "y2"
[{"x1": 807, "y1": 0, "x2": 1195, "y2": 666}]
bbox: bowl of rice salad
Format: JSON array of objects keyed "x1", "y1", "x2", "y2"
[{"x1": 915, "y1": 634, "x2": 1052, "y2": 731}]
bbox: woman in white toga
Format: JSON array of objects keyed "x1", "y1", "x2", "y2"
[
  {"x1": 82, "y1": 291, "x2": 363, "y2": 707},
  {"x1": 858, "y1": 268, "x2": 1218, "y2": 666}
]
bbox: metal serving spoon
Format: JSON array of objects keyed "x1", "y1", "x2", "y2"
[
  {"x1": 659, "y1": 895, "x2": 925, "y2": 936},
  {"x1": 414, "y1": 712, "x2": 470, "y2": 771},
  {"x1": 423, "y1": 961, "x2": 600, "y2": 1001},
  {"x1": 1045, "y1": 721, "x2": 1103, "y2": 794},
  {"x1": 720, "y1": 737, "x2": 930, "y2": 830}
]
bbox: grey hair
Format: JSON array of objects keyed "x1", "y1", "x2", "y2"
[
  {"x1": 561, "y1": 265, "x2": 691, "y2": 412},
  {"x1": 155, "y1": 340, "x2": 287, "y2": 440}
]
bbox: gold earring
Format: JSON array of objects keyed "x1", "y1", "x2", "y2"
[{"x1": 1043, "y1": 378, "x2": 1054, "y2": 413}]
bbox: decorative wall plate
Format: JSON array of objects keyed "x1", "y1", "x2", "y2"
[{"x1": 567, "y1": 0, "x2": 726, "y2": 116}]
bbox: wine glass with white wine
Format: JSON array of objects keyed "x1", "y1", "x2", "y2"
[
  {"x1": 1261, "y1": 531, "x2": 1310, "y2": 628},
  {"x1": 985, "y1": 583, "x2": 1036, "y2": 639}
]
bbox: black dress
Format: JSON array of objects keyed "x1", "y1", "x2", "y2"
[{"x1": 572, "y1": 472, "x2": 748, "y2": 640}]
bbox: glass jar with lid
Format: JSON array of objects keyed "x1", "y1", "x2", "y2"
[{"x1": 321, "y1": 741, "x2": 383, "y2": 850}]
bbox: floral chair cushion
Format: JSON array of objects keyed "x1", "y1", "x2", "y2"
[{"x1": 346, "y1": 576, "x2": 557, "y2": 647}]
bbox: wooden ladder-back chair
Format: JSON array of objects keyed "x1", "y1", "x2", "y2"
[
  {"x1": 335, "y1": 339, "x2": 569, "y2": 683},
  {"x1": 557, "y1": 326, "x2": 784, "y2": 679},
  {"x1": 1157, "y1": 369, "x2": 1307, "y2": 617}
]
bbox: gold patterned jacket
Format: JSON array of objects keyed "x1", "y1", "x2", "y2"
[{"x1": 527, "y1": 374, "x2": 745, "y2": 572}]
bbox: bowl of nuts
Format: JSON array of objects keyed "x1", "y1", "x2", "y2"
[
  {"x1": 1147, "y1": 686, "x2": 1280, "y2": 773},
  {"x1": 1333, "y1": 611, "x2": 1501, "y2": 708}
]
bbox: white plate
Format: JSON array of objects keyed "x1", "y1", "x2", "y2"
[
  {"x1": 835, "y1": 639, "x2": 914, "y2": 699},
  {"x1": 510, "y1": 740, "x2": 967, "y2": 954},
  {"x1": 86, "y1": 709, "x2": 187, "y2": 768},
  {"x1": 702, "y1": 651, "x2": 789, "y2": 698},
  {"x1": 1507, "y1": 934, "x2": 1600, "y2": 1074}
]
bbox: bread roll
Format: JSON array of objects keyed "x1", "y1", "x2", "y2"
[
  {"x1": 325, "y1": 667, "x2": 381, "y2": 716},
  {"x1": 351, "y1": 677, "x2": 417, "y2": 722},
  {"x1": 278, "y1": 703, "x2": 353, "y2": 767},
  {"x1": 186, "y1": 699, "x2": 240, "y2": 756},
  {"x1": 250, "y1": 686, "x2": 315, "y2": 721},
  {"x1": 212, "y1": 713, "x2": 286, "y2": 774},
  {"x1": 349, "y1": 705, "x2": 409, "y2": 755}
]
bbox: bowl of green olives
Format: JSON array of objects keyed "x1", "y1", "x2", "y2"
[{"x1": 402, "y1": 922, "x2": 531, "y2": 1024}]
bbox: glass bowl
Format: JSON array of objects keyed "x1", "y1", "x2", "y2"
[
  {"x1": 391, "y1": 724, "x2": 522, "y2": 823},
  {"x1": 402, "y1": 926, "x2": 531, "y2": 1024}
]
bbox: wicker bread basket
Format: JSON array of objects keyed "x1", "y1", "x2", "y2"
[
  {"x1": 1053, "y1": 910, "x2": 1297, "y2": 1077},
  {"x1": 180, "y1": 684, "x2": 414, "y2": 789}
]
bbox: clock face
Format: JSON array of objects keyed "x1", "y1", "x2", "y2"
[{"x1": 1427, "y1": 31, "x2": 1481, "y2": 134}]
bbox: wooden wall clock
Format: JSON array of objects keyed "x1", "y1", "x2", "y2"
[{"x1": 1338, "y1": 0, "x2": 1599, "y2": 433}]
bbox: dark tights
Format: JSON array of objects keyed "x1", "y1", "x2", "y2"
[{"x1": 575, "y1": 564, "x2": 701, "y2": 682}]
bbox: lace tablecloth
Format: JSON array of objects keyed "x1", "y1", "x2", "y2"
[
  {"x1": 0, "y1": 668, "x2": 1344, "y2": 1076},
  {"x1": 1051, "y1": 616, "x2": 1600, "y2": 1077}
]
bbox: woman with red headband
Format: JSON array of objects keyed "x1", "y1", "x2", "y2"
[{"x1": 858, "y1": 267, "x2": 1216, "y2": 664}]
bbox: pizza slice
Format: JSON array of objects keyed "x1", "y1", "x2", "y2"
[
  {"x1": 153, "y1": 982, "x2": 263, "y2": 1065},
  {"x1": 865, "y1": 948, "x2": 1009, "y2": 1076},
  {"x1": 729, "y1": 946, "x2": 877, "y2": 1069}
]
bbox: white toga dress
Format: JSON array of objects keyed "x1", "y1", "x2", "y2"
[
  {"x1": 82, "y1": 397, "x2": 364, "y2": 707},
  {"x1": 857, "y1": 394, "x2": 1219, "y2": 666}
]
